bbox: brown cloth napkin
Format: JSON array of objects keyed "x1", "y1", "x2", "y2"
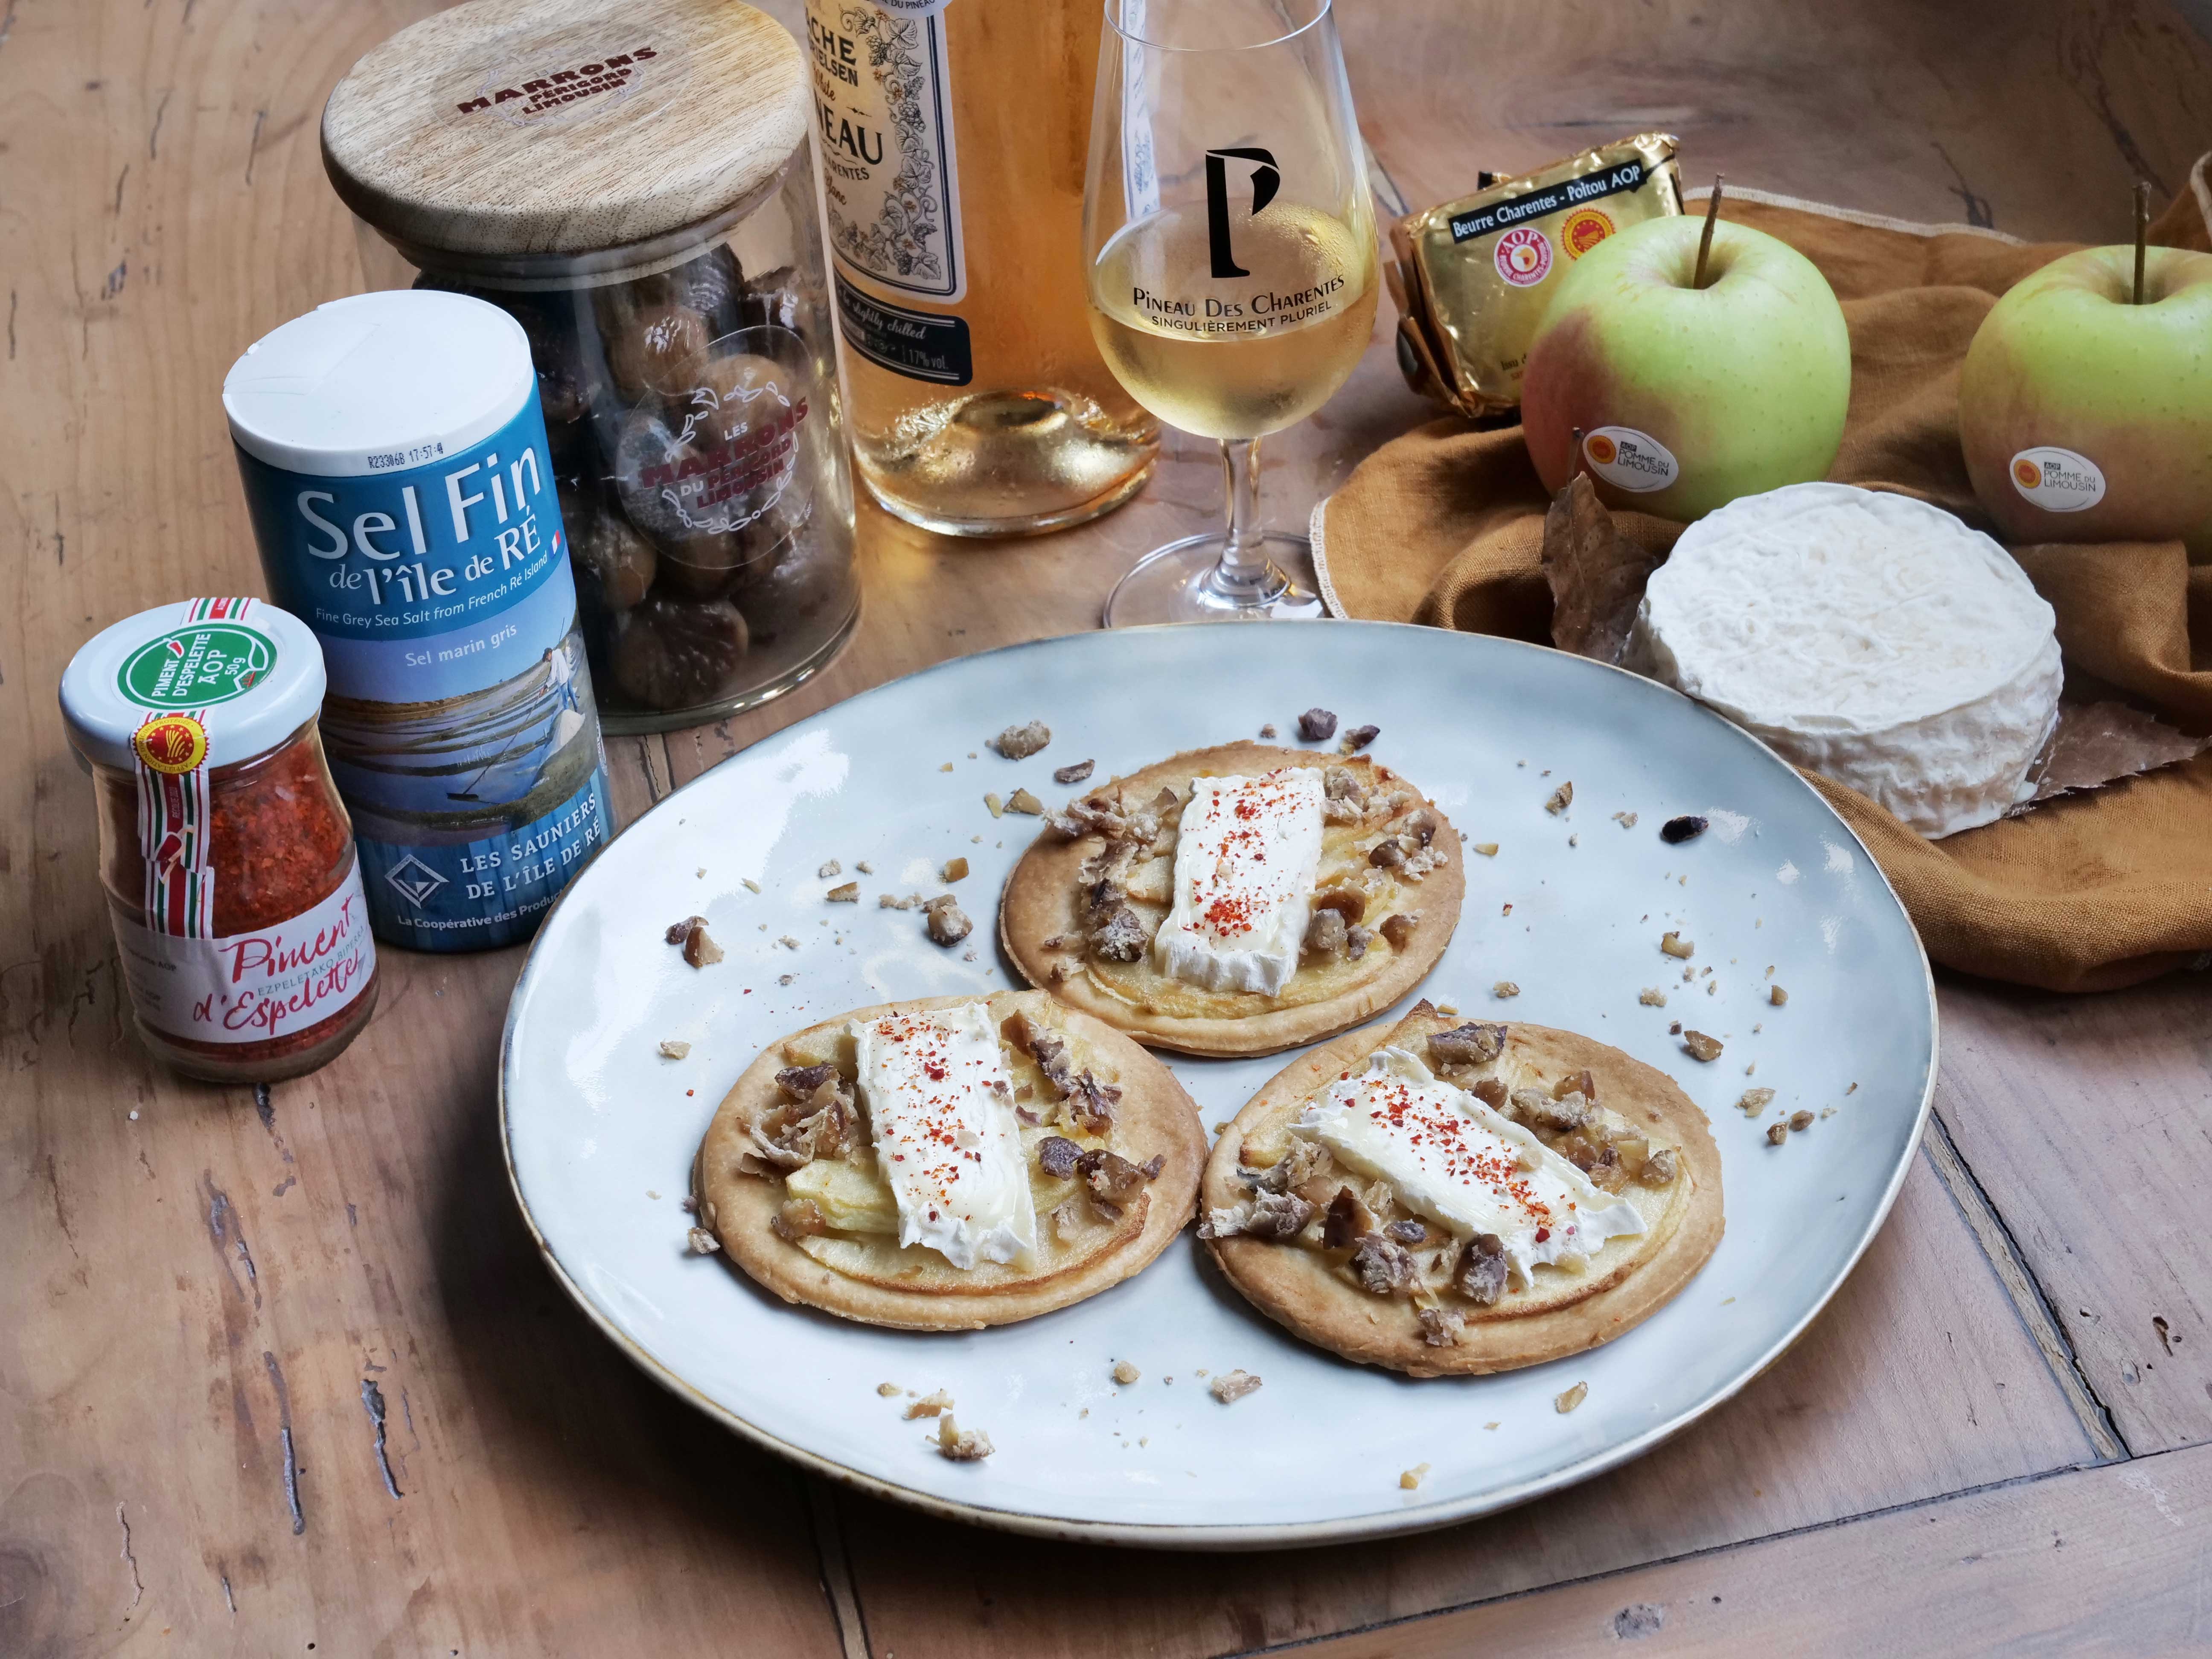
[{"x1": 1314, "y1": 161, "x2": 2212, "y2": 992}]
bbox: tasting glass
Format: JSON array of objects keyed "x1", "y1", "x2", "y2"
[{"x1": 1083, "y1": 0, "x2": 1377, "y2": 625}]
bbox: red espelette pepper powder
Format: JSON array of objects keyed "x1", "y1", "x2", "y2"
[{"x1": 61, "y1": 599, "x2": 379, "y2": 1083}]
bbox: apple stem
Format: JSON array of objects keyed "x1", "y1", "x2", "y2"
[
  {"x1": 2133, "y1": 180, "x2": 2150, "y2": 305},
  {"x1": 1694, "y1": 175, "x2": 1725, "y2": 291}
]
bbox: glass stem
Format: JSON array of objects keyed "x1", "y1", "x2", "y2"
[{"x1": 1208, "y1": 436, "x2": 1282, "y2": 602}]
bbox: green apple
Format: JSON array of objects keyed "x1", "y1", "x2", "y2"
[
  {"x1": 1959, "y1": 244, "x2": 2212, "y2": 555},
  {"x1": 1521, "y1": 215, "x2": 1851, "y2": 521}
]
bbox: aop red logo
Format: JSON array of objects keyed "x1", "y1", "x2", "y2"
[{"x1": 456, "y1": 47, "x2": 657, "y2": 118}]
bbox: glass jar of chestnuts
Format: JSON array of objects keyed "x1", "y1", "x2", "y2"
[{"x1": 323, "y1": 0, "x2": 857, "y2": 732}]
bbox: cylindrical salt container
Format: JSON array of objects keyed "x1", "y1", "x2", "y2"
[{"x1": 224, "y1": 290, "x2": 613, "y2": 951}]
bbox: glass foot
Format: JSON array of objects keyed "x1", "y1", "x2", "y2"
[{"x1": 1103, "y1": 530, "x2": 1327, "y2": 626}]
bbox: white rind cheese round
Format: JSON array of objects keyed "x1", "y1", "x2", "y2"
[{"x1": 1629, "y1": 484, "x2": 2061, "y2": 838}]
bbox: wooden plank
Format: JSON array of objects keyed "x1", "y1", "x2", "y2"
[
  {"x1": 1338, "y1": 0, "x2": 2212, "y2": 244},
  {"x1": 0, "y1": 3, "x2": 848, "y2": 1654},
  {"x1": 1933, "y1": 972, "x2": 2212, "y2": 1455},
  {"x1": 837, "y1": 1150, "x2": 2101, "y2": 1659},
  {"x1": 1279, "y1": 1441, "x2": 2212, "y2": 1658}
]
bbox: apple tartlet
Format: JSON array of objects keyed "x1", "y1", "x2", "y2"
[
  {"x1": 998, "y1": 742, "x2": 1465, "y2": 1057},
  {"x1": 1201, "y1": 1001, "x2": 1722, "y2": 1377},
  {"x1": 694, "y1": 992, "x2": 1205, "y2": 1330}
]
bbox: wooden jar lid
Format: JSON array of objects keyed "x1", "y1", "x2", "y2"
[{"x1": 323, "y1": 0, "x2": 809, "y2": 262}]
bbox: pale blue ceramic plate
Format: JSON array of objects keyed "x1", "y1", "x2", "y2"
[{"x1": 501, "y1": 622, "x2": 1936, "y2": 1546}]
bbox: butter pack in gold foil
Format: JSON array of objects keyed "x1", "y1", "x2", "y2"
[{"x1": 1392, "y1": 134, "x2": 1683, "y2": 416}]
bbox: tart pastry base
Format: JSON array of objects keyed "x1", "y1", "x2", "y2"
[
  {"x1": 1203, "y1": 1005, "x2": 1723, "y2": 1376},
  {"x1": 999, "y1": 743, "x2": 1465, "y2": 1057},
  {"x1": 696, "y1": 993, "x2": 1205, "y2": 1330}
]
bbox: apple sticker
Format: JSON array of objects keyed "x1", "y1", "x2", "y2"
[
  {"x1": 1583, "y1": 426, "x2": 1679, "y2": 493},
  {"x1": 2007, "y1": 447, "x2": 2106, "y2": 512},
  {"x1": 1494, "y1": 226, "x2": 1554, "y2": 288}
]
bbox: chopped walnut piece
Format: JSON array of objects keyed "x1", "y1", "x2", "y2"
[
  {"x1": 1351, "y1": 1232, "x2": 1419, "y2": 1295},
  {"x1": 1199, "y1": 1189, "x2": 1314, "y2": 1240},
  {"x1": 1493, "y1": 981, "x2": 1520, "y2": 999},
  {"x1": 1313, "y1": 885, "x2": 1368, "y2": 924},
  {"x1": 1682, "y1": 1030, "x2": 1724, "y2": 1062},
  {"x1": 1545, "y1": 782, "x2": 1574, "y2": 815},
  {"x1": 1368, "y1": 836, "x2": 1406, "y2": 868},
  {"x1": 1004, "y1": 788, "x2": 1044, "y2": 815},
  {"x1": 1322, "y1": 1185, "x2": 1376, "y2": 1249},
  {"x1": 1659, "y1": 814, "x2": 1708, "y2": 844},
  {"x1": 1051, "y1": 759, "x2": 1097, "y2": 786},
  {"x1": 1660, "y1": 931, "x2": 1695, "y2": 959},
  {"x1": 1767, "y1": 1122, "x2": 1789, "y2": 1146},
  {"x1": 1297, "y1": 707, "x2": 1338, "y2": 741},
  {"x1": 770, "y1": 1198, "x2": 828, "y2": 1241},
  {"x1": 1091, "y1": 904, "x2": 1150, "y2": 963},
  {"x1": 1378, "y1": 913, "x2": 1417, "y2": 950},
  {"x1": 777, "y1": 1062, "x2": 835, "y2": 1097},
  {"x1": 1640, "y1": 1147, "x2": 1679, "y2": 1186},
  {"x1": 1511, "y1": 1084, "x2": 1589, "y2": 1132},
  {"x1": 685, "y1": 1226, "x2": 720, "y2": 1255},
  {"x1": 1342, "y1": 723, "x2": 1380, "y2": 752},
  {"x1": 1455, "y1": 1234, "x2": 1508, "y2": 1305},
  {"x1": 1429, "y1": 1021, "x2": 1507, "y2": 1068},
  {"x1": 1639, "y1": 988, "x2": 1668, "y2": 1007},
  {"x1": 1210, "y1": 1370, "x2": 1263, "y2": 1403},
  {"x1": 826, "y1": 882, "x2": 859, "y2": 902},
  {"x1": 1770, "y1": 984, "x2": 1790, "y2": 1006},
  {"x1": 1738, "y1": 1087, "x2": 1775, "y2": 1114},
  {"x1": 992, "y1": 720, "x2": 1051, "y2": 759},
  {"x1": 666, "y1": 915, "x2": 724, "y2": 967},
  {"x1": 1555, "y1": 1381, "x2": 1588, "y2": 1414},
  {"x1": 923, "y1": 894, "x2": 972, "y2": 946},
  {"x1": 1077, "y1": 1147, "x2": 1154, "y2": 1216},
  {"x1": 1303, "y1": 906, "x2": 1349, "y2": 960},
  {"x1": 1112, "y1": 1361, "x2": 1141, "y2": 1385},
  {"x1": 1415, "y1": 1307, "x2": 1464, "y2": 1347},
  {"x1": 658, "y1": 1039, "x2": 692, "y2": 1060},
  {"x1": 936, "y1": 1416, "x2": 995, "y2": 1461},
  {"x1": 1789, "y1": 1109, "x2": 1815, "y2": 1132},
  {"x1": 1036, "y1": 1135, "x2": 1082, "y2": 1180}
]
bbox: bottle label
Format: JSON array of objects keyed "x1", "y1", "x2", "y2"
[
  {"x1": 806, "y1": 1, "x2": 966, "y2": 303},
  {"x1": 351, "y1": 769, "x2": 610, "y2": 952},
  {"x1": 2008, "y1": 446, "x2": 2105, "y2": 512},
  {"x1": 115, "y1": 862, "x2": 376, "y2": 1044},
  {"x1": 833, "y1": 272, "x2": 973, "y2": 385},
  {"x1": 1582, "y1": 426, "x2": 1678, "y2": 493},
  {"x1": 233, "y1": 396, "x2": 575, "y2": 707}
]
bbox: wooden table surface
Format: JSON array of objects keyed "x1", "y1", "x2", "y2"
[{"x1": 6, "y1": 1, "x2": 2211, "y2": 1653}]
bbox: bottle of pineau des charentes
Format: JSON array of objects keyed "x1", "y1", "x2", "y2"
[{"x1": 804, "y1": 0, "x2": 1158, "y2": 534}]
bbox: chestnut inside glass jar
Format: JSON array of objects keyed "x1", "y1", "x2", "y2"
[{"x1": 326, "y1": 0, "x2": 856, "y2": 733}]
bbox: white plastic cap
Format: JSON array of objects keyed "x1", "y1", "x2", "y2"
[
  {"x1": 222, "y1": 289, "x2": 535, "y2": 478},
  {"x1": 61, "y1": 598, "x2": 327, "y2": 773}
]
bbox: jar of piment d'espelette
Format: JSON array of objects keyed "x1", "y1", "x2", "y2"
[
  {"x1": 321, "y1": 0, "x2": 856, "y2": 733},
  {"x1": 60, "y1": 599, "x2": 380, "y2": 1083}
]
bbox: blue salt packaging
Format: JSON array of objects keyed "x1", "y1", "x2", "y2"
[{"x1": 224, "y1": 290, "x2": 612, "y2": 951}]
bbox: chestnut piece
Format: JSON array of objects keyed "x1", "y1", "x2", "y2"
[
  {"x1": 571, "y1": 503, "x2": 659, "y2": 612},
  {"x1": 597, "y1": 291, "x2": 713, "y2": 403},
  {"x1": 609, "y1": 595, "x2": 750, "y2": 711}
]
